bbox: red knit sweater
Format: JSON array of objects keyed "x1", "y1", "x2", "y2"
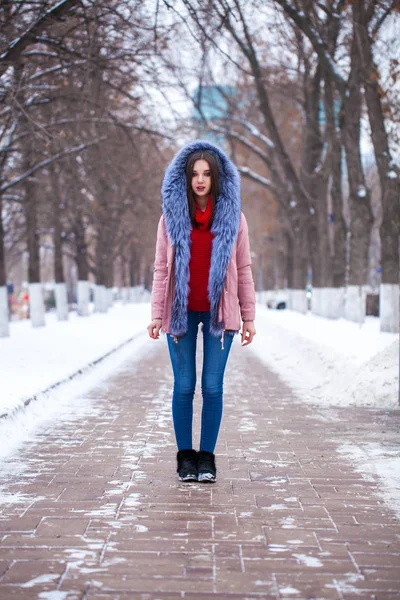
[{"x1": 187, "y1": 195, "x2": 214, "y2": 311}]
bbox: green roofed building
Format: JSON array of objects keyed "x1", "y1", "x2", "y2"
[{"x1": 192, "y1": 85, "x2": 237, "y2": 150}]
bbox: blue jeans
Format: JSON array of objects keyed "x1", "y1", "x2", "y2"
[{"x1": 166, "y1": 310, "x2": 234, "y2": 453}]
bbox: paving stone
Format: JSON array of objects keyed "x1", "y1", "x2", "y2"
[{"x1": 0, "y1": 341, "x2": 399, "y2": 598}]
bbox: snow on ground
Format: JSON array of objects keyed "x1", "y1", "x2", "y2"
[
  {"x1": 0, "y1": 300, "x2": 399, "y2": 517},
  {"x1": 337, "y1": 442, "x2": 400, "y2": 520},
  {"x1": 249, "y1": 303, "x2": 399, "y2": 519},
  {"x1": 250, "y1": 304, "x2": 398, "y2": 408},
  {"x1": 0, "y1": 302, "x2": 151, "y2": 418},
  {"x1": 0, "y1": 331, "x2": 157, "y2": 505},
  {"x1": 0, "y1": 303, "x2": 155, "y2": 462}
]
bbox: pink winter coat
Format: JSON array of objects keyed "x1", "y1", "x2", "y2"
[{"x1": 151, "y1": 211, "x2": 256, "y2": 335}]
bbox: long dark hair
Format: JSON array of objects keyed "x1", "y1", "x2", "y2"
[{"x1": 185, "y1": 151, "x2": 219, "y2": 228}]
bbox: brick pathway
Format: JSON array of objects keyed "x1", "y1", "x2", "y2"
[{"x1": 0, "y1": 338, "x2": 399, "y2": 600}]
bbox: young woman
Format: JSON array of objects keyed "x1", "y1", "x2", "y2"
[{"x1": 147, "y1": 140, "x2": 256, "y2": 483}]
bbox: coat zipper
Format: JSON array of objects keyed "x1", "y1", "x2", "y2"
[
  {"x1": 220, "y1": 284, "x2": 226, "y2": 350},
  {"x1": 169, "y1": 250, "x2": 179, "y2": 343},
  {"x1": 220, "y1": 327, "x2": 225, "y2": 350}
]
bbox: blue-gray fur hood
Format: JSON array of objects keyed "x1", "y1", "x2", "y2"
[{"x1": 161, "y1": 139, "x2": 241, "y2": 338}]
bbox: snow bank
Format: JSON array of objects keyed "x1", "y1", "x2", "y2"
[
  {"x1": 344, "y1": 340, "x2": 398, "y2": 407},
  {"x1": 0, "y1": 333, "x2": 154, "y2": 462},
  {"x1": 250, "y1": 305, "x2": 400, "y2": 519},
  {"x1": 0, "y1": 303, "x2": 151, "y2": 418},
  {"x1": 250, "y1": 305, "x2": 398, "y2": 408}
]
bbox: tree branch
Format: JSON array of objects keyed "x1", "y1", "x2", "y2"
[
  {"x1": 0, "y1": 0, "x2": 80, "y2": 76},
  {"x1": 0, "y1": 136, "x2": 108, "y2": 194},
  {"x1": 274, "y1": 0, "x2": 346, "y2": 95}
]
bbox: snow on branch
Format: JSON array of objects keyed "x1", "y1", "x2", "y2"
[
  {"x1": 239, "y1": 166, "x2": 291, "y2": 213},
  {"x1": 29, "y1": 60, "x2": 87, "y2": 82},
  {"x1": 274, "y1": 0, "x2": 346, "y2": 93},
  {"x1": 0, "y1": 0, "x2": 79, "y2": 76},
  {"x1": 0, "y1": 136, "x2": 107, "y2": 194},
  {"x1": 239, "y1": 166, "x2": 273, "y2": 190},
  {"x1": 207, "y1": 122, "x2": 272, "y2": 167},
  {"x1": 9, "y1": 118, "x2": 173, "y2": 146},
  {"x1": 234, "y1": 119, "x2": 275, "y2": 149}
]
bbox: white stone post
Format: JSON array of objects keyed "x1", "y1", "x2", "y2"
[
  {"x1": 344, "y1": 285, "x2": 365, "y2": 324},
  {"x1": 321, "y1": 287, "x2": 345, "y2": 319},
  {"x1": 100, "y1": 285, "x2": 108, "y2": 312},
  {"x1": 311, "y1": 288, "x2": 321, "y2": 316},
  {"x1": 130, "y1": 286, "x2": 139, "y2": 302},
  {"x1": 290, "y1": 289, "x2": 308, "y2": 314},
  {"x1": 55, "y1": 282, "x2": 69, "y2": 321},
  {"x1": 94, "y1": 284, "x2": 102, "y2": 313},
  {"x1": 380, "y1": 283, "x2": 399, "y2": 333},
  {"x1": 0, "y1": 286, "x2": 9, "y2": 337},
  {"x1": 77, "y1": 280, "x2": 90, "y2": 316},
  {"x1": 29, "y1": 282, "x2": 45, "y2": 327},
  {"x1": 121, "y1": 287, "x2": 130, "y2": 304},
  {"x1": 106, "y1": 287, "x2": 113, "y2": 309}
]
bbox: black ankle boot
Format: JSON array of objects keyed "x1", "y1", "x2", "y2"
[
  {"x1": 176, "y1": 449, "x2": 198, "y2": 482},
  {"x1": 197, "y1": 450, "x2": 217, "y2": 483}
]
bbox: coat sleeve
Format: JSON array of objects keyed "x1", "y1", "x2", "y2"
[
  {"x1": 151, "y1": 215, "x2": 168, "y2": 320},
  {"x1": 236, "y1": 212, "x2": 256, "y2": 322}
]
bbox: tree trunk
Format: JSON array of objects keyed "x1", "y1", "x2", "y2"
[
  {"x1": 290, "y1": 225, "x2": 309, "y2": 313},
  {"x1": 0, "y1": 195, "x2": 5, "y2": 288},
  {"x1": 324, "y1": 74, "x2": 347, "y2": 288},
  {"x1": 24, "y1": 170, "x2": 41, "y2": 284},
  {"x1": 286, "y1": 233, "x2": 293, "y2": 290},
  {"x1": 74, "y1": 213, "x2": 89, "y2": 281},
  {"x1": 95, "y1": 239, "x2": 105, "y2": 287},
  {"x1": 120, "y1": 253, "x2": 128, "y2": 287},
  {"x1": 330, "y1": 171, "x2": 347, "y2": 289},
  {"x1": 129, "y1": 245, "x2": 139, "y2": 287},
  {"x1": 143, "y1": 265, "x2": 153, "y2": 291},
  {"x1": 299, "y1": 66, "x2": 332, "y2": 290},
  {"x1": 0, "y1": 194, "x2": 9, "y2": 337},
  {"x1": 49, "y1": 163, "x2": 64, "y2": 284},
  {"x1": 291, "y1": 222, "x2": 309, "y2": 290},
  {"x1": 340, "y1": 34, "x2": 374, "y2": 288},
  {"x1": 353, "y1": 3, "x2": 399, "y2": 288},
  {"x1": 308, "y1": 175, "x2": 332, "y2": 288}
]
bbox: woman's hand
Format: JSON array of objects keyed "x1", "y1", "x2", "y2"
[
  {"x1": 147, "y1": 319, "x2": 162, "y2": 339},
  {"x1": 241, "y1": 320, "x2": 256, "y2": 346}
]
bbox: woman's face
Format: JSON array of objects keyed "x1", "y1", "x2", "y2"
[{"x1": 191, "y1": 159, "x2": 211, "y2": 199}]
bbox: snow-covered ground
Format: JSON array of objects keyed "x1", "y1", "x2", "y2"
[
  {"x1": 0, "y1": 301, "x2": 399, "y2": 516},
  {"x1": 0, "y1": 302, "x2": 153, "y2": 462},
  {"x1": 0, "y1": 303, "x2": 151, "y2": 418},
  {"x1": 250, "y1": 304, "x2": 398, "y2": 409},
  {"x1": 249, "y1": 305, "x2": 400, "y2": 519}
]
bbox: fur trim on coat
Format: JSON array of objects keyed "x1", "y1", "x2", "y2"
[{"x1": 161, "y1": 139, "x2": 241, "y2": 338}]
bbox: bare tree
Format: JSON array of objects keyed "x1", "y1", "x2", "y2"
[
  {"x1": 0, "y1": 0, "x2": 174, "y2": 333},
  {"x1": 352, "y1": 1, "x2": 399, "y2": 332},
  {"x1": 168, "y1": 0, "x2": 352, "y2": 315},
  {"x1": 274, "y1": 0, "x2": 399, "y2": 329}
]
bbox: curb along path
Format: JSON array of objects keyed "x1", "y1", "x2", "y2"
[{"x1": 0, "y1": 338, "x2": 399, "y2": 599}]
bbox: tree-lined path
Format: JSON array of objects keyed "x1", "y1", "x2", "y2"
[{"x1": 0, "y1": 341, "x2": 399, "y2": 599}]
